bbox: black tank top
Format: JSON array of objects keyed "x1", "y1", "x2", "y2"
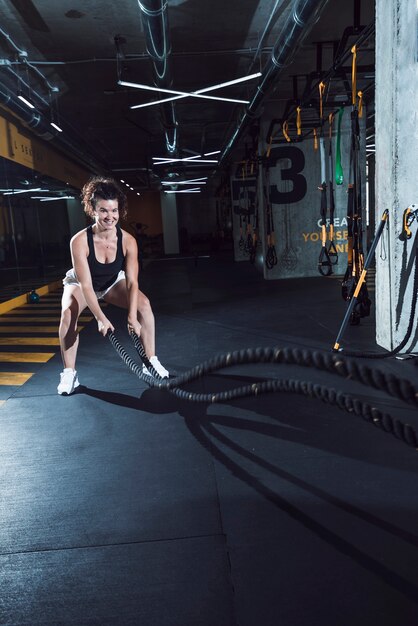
[{"x1": 86, "y1": 224, "x2": 125, "y2": 291}]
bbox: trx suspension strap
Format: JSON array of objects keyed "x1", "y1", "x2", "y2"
[
  {"x1": 248, "y1": 187, "x2": 259, "y2": 264},
  {"x1": 341, "y1": 46, "x2": 371, "y2": 323},
  {"x1": 327, "y1": 112, "x2": 338, "y2": 265},
  {"x1": 317, "y1": 81, "x2": 333, "y2": 276},
  {"x1": 334, "y1": 209, "x2": 388, "y2": 351},
  {"x1": 318, "y1": 134, "x2": 333, "y2": 275},
  {"x1": 280, "y1": 174, "x2": 298, "y2": 271},
  {"x1": 264, "y1": 168, "x2": 277, "y2": 270},
  {"x1": 335, "y1": 107, "x2": 344, "y2": 185}
]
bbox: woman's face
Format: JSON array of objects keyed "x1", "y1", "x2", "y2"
[{"x1": 93, "y1": 198, "x2": 119, "y2": 230}]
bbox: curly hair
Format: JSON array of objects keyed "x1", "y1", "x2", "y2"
[{"x1": 81, "y1": 176, "x2": 128, "y2": 220}]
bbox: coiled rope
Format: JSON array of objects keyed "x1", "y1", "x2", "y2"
[{"x1": 107, "y1": 331, "x2": 418, "y2": 449}]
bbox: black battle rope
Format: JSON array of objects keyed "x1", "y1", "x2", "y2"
[{"x1": 107, "y1": 332, "x2": 418, "y2": 449}]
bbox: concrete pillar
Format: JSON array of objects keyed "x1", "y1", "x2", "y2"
[
  {"x1": 375, "y1": 0, "x2": 418, "y2": 351},
  {"x1": 66, "y1": 198, "x2": 86, "y2": 237},
  {"x1": 160, "y1": 192, "x2": 179, "y2": 255}
]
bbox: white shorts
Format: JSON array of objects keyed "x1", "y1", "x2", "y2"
[{"x1": 63, "y1": 269, "x2": 126, "y2": 300}]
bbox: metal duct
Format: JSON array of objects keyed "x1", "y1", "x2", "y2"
[
  {"x1": 0, "y1": 79, "x2": 108, "y2": 173},
  {"x1": 137, "y1": 0, "x2": 178, "y2": 155},
  {"x1": 219, "y1": 0, "x2": 330, "y2": 165}
]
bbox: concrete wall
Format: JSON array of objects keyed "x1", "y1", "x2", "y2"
[
  {"x1": 231, "y1": 108, "x2": 365, "y2": 280},
  {"x1": 375, "y1": 0, "x2": 418, "y2": 351}
]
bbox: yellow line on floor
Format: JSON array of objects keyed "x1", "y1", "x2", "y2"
[
  {"x1": 0, "y1": 352, "x2": 55, "y2": 363},
  {"x1": 0, "y1": 337, "x2": 60, "y2": 346},
  {"x1": 0, "y1": 316, "x2": 93, "y2": 323},
  {"x1": 0, "y1": 326, "x2": 84, "y2": 333},
  {"x1": 0, "y1": 372, "x2": 34, "y2": 385},
  {"x1": 2, "y1": 309, "x2": 60, "y2": 315},
  {"x1": 0, "y1": 281, "x2": 62, "y2": 315}
]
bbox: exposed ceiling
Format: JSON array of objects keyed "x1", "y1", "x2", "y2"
[{"x1": 0, "y1": 0, "x2": 375, "y2": 192}]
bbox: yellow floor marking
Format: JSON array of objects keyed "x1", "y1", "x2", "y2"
[
  {"x1": 0, "y1": 372, "x2": 33, "y2": 385},
  {"x1": 0, "y1": 352, "x2": 55, "y2": 363},
  {"x1": 2, "y1": 309, "x2": 61, "y2": 315},
  {"x1": 0, "y1": 316, "x2": 92, "y2": 323},
  {"x1": 0, "y1": 326, "x2": 84, "y2": 333},
  {"x1": 0, "y1": 337, "x2": 60, "y2": 346}
]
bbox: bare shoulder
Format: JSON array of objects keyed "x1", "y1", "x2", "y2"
[
  {"x1": 121, "y1": 228, "x2": 136, "y2": 248},
  {"x1": 70, "y1": 228, "x2": 88, "y2": 252}
]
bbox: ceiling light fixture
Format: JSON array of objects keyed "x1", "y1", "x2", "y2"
[
  {"x1": 50, "y1": 121, "x2": 63, "y2": 132},
  {"x1": 31, "y1": 195, "x2": 75, "y2": 201},
  {"x1": 119, "y1": 72, "x2": 261, "y2": 109},
  {"x1": 161, "y1": 180, "x2": 206, "y2": 185},
  {"x1": 164, "y1": 188, "x2": 201, "y2": 193},
  {"x1": 17, "y1": 92, "x2": 35, "y2": 109},
  {"x1": 3, "y1": 187, "x2": 48, "y2": 195},
  {"x1": 154, "y1": 158, "x2": 218, "y2": 165}
]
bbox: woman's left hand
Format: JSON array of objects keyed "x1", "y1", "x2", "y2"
[{"x1": 127, "y1": 319, "x2": 142, "y2": 337}]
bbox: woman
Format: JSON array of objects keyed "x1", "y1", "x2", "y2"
[{"x1": 58, "y1": 176, "x2": 168, "y2": 395}]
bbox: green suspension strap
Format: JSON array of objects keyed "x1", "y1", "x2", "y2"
[{"x1": 335, "y1": 107, "x2": 344, "y2": 186}]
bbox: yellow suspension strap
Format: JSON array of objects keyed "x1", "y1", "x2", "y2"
[
  {"x1": 318, "y1": 81, "x2": 326, "y2": 123},
  {"x1": 282, "y1": 120, "x2": 291, "y2": 143},
  {"x1": 327, "y1": 112, "x2": 338, "y2": 265},
  {"x1": 357, "y1": 91, "x2": 363, "y2": 118},
  {"x1": 351, "y1": 45, "x2": 357, "y2": 107},
  {"x1": 341, "y1": 45, "x2": 370, "y2": 324},
  {"x1": 296, "y1": 106, "x2": 302, "y2": 137},
  {"x1": 313, "y1": 127, "x2": 318, "y2": 151}
]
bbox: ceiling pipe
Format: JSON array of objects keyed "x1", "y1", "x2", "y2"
[
  {"x1": 219, "y1": 0, "x2": 331, "y2": 166},
  {"x1": 0, "y1": 78, "x2": 109, "y2": 173},
  {"x1": 137, "y1": 0, "x2": 178, "y2": 155}
]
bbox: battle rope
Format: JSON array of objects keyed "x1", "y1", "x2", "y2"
[{"x1": 107, "y1": 332, "x2": 418, "y2": 449}]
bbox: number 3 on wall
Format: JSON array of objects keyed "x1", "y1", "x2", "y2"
[{"x1": 268, "y1": 146, "x2": 307, "y2": 204}]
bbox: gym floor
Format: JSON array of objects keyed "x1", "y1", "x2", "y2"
[{"x1": 1, "y1": 255, "x2": 417, "y2": 626}]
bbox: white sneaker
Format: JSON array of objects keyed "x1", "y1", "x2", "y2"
[
  {"x1": 142, "y1": 356, "x2": 169, "y2": 379},
  {"x1": 57, "y1": 368, "x2": 80, "y2": 395}
]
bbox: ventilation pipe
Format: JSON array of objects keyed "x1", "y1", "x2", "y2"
[
  {"x1": 219, "y1": 0, "x2": 330, "y2": 165},
  {"x1": 0, "y1": 78, "x2": 109, "y2": 173},
  {"x1": 137, "y1": 0, "x2": 178, "y2": 155}
]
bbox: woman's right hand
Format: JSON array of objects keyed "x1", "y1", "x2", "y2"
[{"x1": 97, "y1": 317, "x2": 114, "y2": 336}]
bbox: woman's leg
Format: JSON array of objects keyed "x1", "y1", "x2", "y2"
[
  {"x1": 104, "y1": 280, "x2": 156, "y2": 357},
  {"x1": 59, "y1": 284, "x2": 87, "y2": 369}
]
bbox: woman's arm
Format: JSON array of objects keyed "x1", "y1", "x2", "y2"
[
  {"x1": 123, "y1": 231, "x2": 141, "y2": 334},
  {"x1": 71, "y1": 231, "x2": 114, "y2": 335}
]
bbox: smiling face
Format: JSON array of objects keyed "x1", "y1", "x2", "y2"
[{"x1": 92, "y1": 198, "x2": 119, "y2": 231}]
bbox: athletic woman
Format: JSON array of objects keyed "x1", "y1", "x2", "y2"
[{"x1": 57, "y1": 176, "x2": 168, "y2": 395}]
